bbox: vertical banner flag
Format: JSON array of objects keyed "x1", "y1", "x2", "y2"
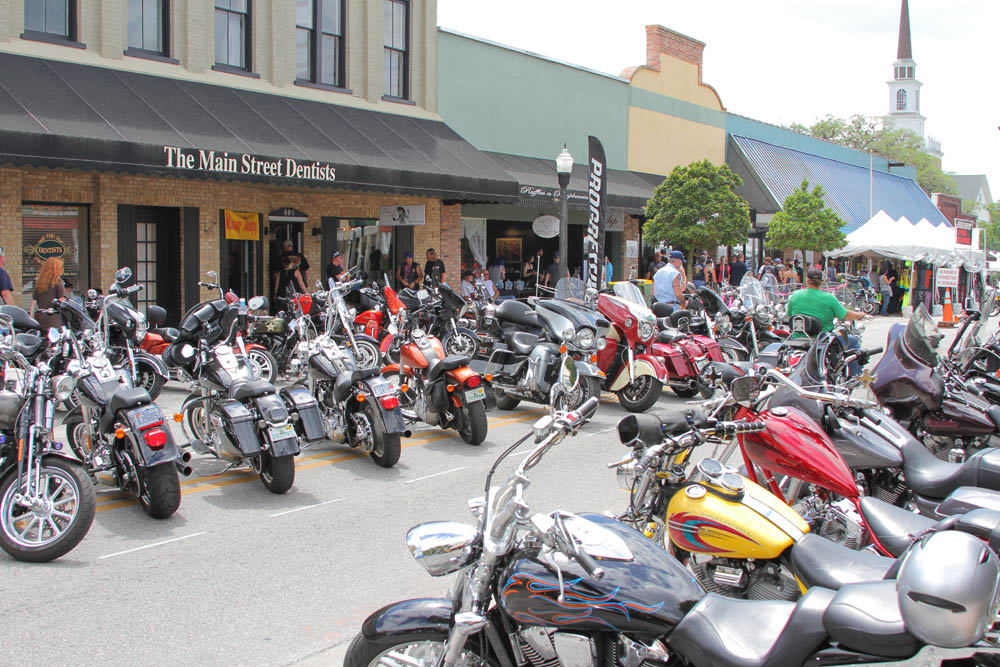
[{"x1": 585, "y1": 136, "x2": 608, "y2": 292}]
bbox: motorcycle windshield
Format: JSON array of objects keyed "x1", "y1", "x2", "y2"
[
  {"x1": 738, "y1": 276, "x2": 769, "y2": 309},
  {"x1": 696, "y1": 286, "x2": 728, "y2": 316},
  {"x1": 555, "y1": 277, "x2": 586, "y2": 301},
  {"x1": 612, "y1": 282, "x2": 646, "y2": 307},
  {"x1": 903, "y1": 304, "x2": 940, "y2": 367},
  {"x1": 964, "y1": 285, "x2": 997, "y2": 350}
]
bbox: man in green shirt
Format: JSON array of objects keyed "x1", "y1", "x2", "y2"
[{"x1": 787, "y1": 267, "x2": 869, "y2": 374}]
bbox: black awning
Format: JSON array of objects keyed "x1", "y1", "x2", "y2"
[
  {"x1": 483, "y1": 151, "x2": 663, "y2": 215},
  {"x1": 0, "y1": 52, "x2": 520, "y2": 203}
]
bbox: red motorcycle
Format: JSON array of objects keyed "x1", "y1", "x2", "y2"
[
  {"x1": 649, "y1": 303, "x2": 725, "y2": 397},
  {"x1": 594, "y1": 283, "x2": 667, "y2": 412},
  {"x1": 354, "y1": 282, "x2": 405, "y2": 346}
]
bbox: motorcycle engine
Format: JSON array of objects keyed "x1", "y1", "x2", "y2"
[
  {"x1": 690, "y1": 558, "x2": 798, "y2": 601},
  {"x1": 815, "y1": 498, "x2": 864, "y2": 551}
]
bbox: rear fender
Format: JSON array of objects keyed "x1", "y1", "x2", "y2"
[
  {"x1": 717, "y1": 337, "x2": 748, "y2": 358},
  {"x1": 381, "y1": 363, "x2": 414, "y2": 378},
  {"x1": 121, "y1": 405, "x2": 181, "y2": 466},
  {"x1": 445, "y1": 366, "x2": 478, "y2": 385},
  {"x1": 134, "y1": 350, "x2": 168, "y2": 379},
  {"x1": 361, "y1": 379, "x2": 407, "y2": 435},
  {"x1": 359, "y1": 598, "x2": 454, "y2": 640}
]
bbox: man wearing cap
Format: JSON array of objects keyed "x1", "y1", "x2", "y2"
[
  {"x1": 0, "y1": 247, "x2": 13, "y2": 305},
  {"x1": 653, "y1": 250, "x2": 687, "y2": 306},
  {"x1": 788, "y1": 267, "x2": 869, "y2": 375},
  {"x1": 281, "y1": 239, "x2": 310, "y2": 284},
  {"x1": 325, "y1": 250, "x2": 348, "y2": 284}
]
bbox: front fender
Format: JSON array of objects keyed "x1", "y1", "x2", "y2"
[
  {"x1": 609, "y1": 357, "x2": 666, "y2": 391},
  {"x1": 134, "y1": 350, "x2": 168, "y2": 378},
  {"x1": 359, "y1": 598, "x2": 454, "y2": 641},
  {"x1": 1, "y1": 452, "x2": 89, "y2": 479},
  {"x1": 717, "y1": 337, "x2": 748, "y2": 358},
  {"x1": 573, "y1": 360, "x2": 604, "y2": 379}
]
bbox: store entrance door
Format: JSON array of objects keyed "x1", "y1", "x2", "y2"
[
  {"x1": 117, "y1": 205, "x2": 181, "y2": 324},
  {"x1": 268, "y1": 208, "x2": 309, "y2": 304},
  {"x1": 219, "y1": 211, "x2": 263, "y2": 302}
]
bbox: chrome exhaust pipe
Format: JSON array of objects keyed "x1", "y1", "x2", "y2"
[
  {"x1": 178, "y1": 450, "x2": 193, "y2": 464},
  {"x1": 174, "y1": 461, "x2": 193, "y2": 477},
  {"x1": 404, "y1": 430, "x2": 412, "y2": 438}
]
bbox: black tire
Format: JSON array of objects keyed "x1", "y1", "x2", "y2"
[
  {"x1": 351, "y1": 337, "x2": 382, "y2": 370},
  {"x1": 363, "y1": 401, "x2": 401, "y2": 468},
  {"x1": 182, "y1": 396, "x2": 211, "y2": 443},
  {"x1": 493, "y1": 388, "x2": 521, "y2": 411},
  {"x1": 442, "y1": 327, "x2": 480, "y2": 358},
  {"x1": 345, "y1": 629, "x2": 491, "y2": 667},
  {"x1": 672, "y1": 384, "x2": 700, "y2": 398},
  {"x1": 257, "y1": 453, "x2": 295, "y2": 494},
  {"x1": 134, "y1": 361, "x2": 166, "y2": 401},
  {"x1": 457, "y1": 399, "x2": 488, "y2": 445},
  {"x1": 720, "y1": 344, "x2": 748, "y2": 363},
  {"x1": 247, "y1": 348, "x2": 278, "y2": 383},
  {"x1": 557, "y1": 376, "x2": 602, "y2": 411},
  {"x1": 137, "y1": 464, "x2": 181, "y2": 519},
  {"x1": 617, "y1": 376, "x2": 663, "y2": 413},
  {"x1": 0, "y1": 456, "x2": 96, "y2": 562}
]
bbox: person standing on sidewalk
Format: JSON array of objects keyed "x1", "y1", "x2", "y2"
[
  {"x1": 879, "y1": 265, "x2": 894, "y2": 315},
  {"x1": 0, "y1": 247, "x2": 14, "y2": 305}
]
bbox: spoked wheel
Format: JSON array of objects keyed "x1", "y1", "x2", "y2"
[
  {"x1": 616, "y1": 376, "x2": 663, "y2": 413},
  {"x1": 442, "y1": 328, "x2": 480, "y2": 358},
  {"x1": 182, "y1": 402, "x2": 211, "y2": 443},
  {"x1": 345, "y1": 630, "x2": 491, "y2": 667},
  {"x1": 555, "y1": 376, "x2": 602, "y2": 412},
  {"x1": 351, "y1": 338, "x2": 382, "y2": 370},
  {"x1": 134, "y1": 361, "x2": 166, "y2": 401},
  {"x1": 0, "y1": 457, "x2": 96, "y2": 562},
  {"x1": 247, "y1": 348, "x2": 278, "y2": 383},
  {"x1": 252, "y1": 452, "x2": 295, "y2": 494}
]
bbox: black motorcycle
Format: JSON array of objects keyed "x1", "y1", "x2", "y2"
[
  {"x1": 165, "y1": 293, "x2": 302, "y2": 494},
  {"x1": 0, "y1": 309, "x2": 96, "y2": 562},
  {"x1": 407, "y1": 275, "x2": 481, "y2": 359}
]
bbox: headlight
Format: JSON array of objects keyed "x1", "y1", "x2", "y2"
[
  {"x1": 134, "y1": 318, "x2": 148, "y2": 343},
  {"x1": 406, "y1": 521, "x2": 479, "y2": 576},
  {"x1": 562, "y1": 326, "x2": 575, "y2": 341},
  {"x1": 52, "y1": 374, "x2": 77, "y2": 403},
  {"x1": 715, "y1": 312, "x2": 732, "y2": 335},
  {"x1": 638, "y1": 320, "x2": 656, "y2": 342},
  {"x1": 575, "y1": 328, "x2": 595, "y2": 349}
]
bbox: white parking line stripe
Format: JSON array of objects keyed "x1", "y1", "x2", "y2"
[
  {"x1": 270, "y1": 498, "x2": 345, "y2": 518},
  {"x1": 98, "y1": 532, "x2": 206, "y2": 560},
  {"x1": 404, "y1": 467, "x2": 466, "y2": 484}
]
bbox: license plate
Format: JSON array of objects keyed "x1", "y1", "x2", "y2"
[
  {"x1": 370, "y1": 379, "x2": 394, "y2": 397},
  {"x1": 268, "y1": 424, "x2": 296, "y2": 443},
  {"x1": 465, "y1": 387, "x2": 486, "y2": 403},
  {"x1": 131, "y1": 406, "x2": 162, "y2": 429}
]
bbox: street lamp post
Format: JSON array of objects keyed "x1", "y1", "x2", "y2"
[{"x1": 555, "y1": 145, "x2": 574, "y2": 285}]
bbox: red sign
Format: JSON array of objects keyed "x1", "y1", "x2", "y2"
[{"x1": 955, "y1": 217, "x2": 975, "y2": 246}]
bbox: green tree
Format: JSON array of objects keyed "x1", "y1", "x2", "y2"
[
  {"x1": 765, "y1": 179, "x2": 846, "y2": 263},
  {"x1": 643, "y1": 160, "x2": 751, "y2": 264},
  {"x1": 983, "y1": 202, "x2": 1000, "y2": 253},
  {"x1": 786, "y1": 114, "x2": 957, "y2": 196}
]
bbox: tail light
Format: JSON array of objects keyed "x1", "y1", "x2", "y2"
[
  {"x1": 379, "y1": 395, "x2": 399, "y2": 410},
  {"x1": 143, "y1": 429, "x2": 167, "y2": 450},
  {"x1": 465, "y1": 375, "x2": 481, "y2": 389}
]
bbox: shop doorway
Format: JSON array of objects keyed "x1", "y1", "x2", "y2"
[
  {"x1": 268, "y1": 208, "x2": 309, "y2": 303},
  {"x1": 218, "y1": 211, "x2": 263, "y2": 303},
  {"x1": 117, "y1": 205, "x2": 181, "y2": 324}
]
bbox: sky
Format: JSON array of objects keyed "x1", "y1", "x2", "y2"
[{"x1": 437, "y1": 0, "x2": 1000, "y2": 200}]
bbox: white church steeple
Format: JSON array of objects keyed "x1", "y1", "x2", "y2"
[{"x1": 886, "y1": 0, "x2": 941, "y2": 158}]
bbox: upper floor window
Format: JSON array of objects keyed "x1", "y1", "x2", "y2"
[
  {"x1": 24, "y1": 0, "x2": 76, "y2": 40},
  {"x1": 128, "y1": 0, "x2": 167, "y2": 54},
  {"x1": 215, "y1": 0, "x2": 250, "y2": 70},
  {"x1": 383, "y1": 0, "x2": 408, "y2": 99},
  {"x1": 896, "y1": 89, "x2": 907, "y2": 111},
  {"x1": 296, "y1": 0, "x2": 344, "y2": 88}
]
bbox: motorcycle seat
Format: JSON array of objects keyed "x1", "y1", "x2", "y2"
[
  {"x1": 651, "y1": 302, "x2": 675, "y2": 318},
  {"x1": 150, "y1": 327, "x2": 179, "y2": 342},
  {"x1": 858, "y1": 496, "x2": 934, "y2": 557},
  {"x1": 427, "y1": 354, "x2": 473, "y2": 382},
  {"x1": 790, "y1": 533, "x2": 893, "y2": 591},
  {"x1": 495, "y1": 299, "x2": 541, "y2": 329},
  {"x1": 109, "y1": 387, "x2": 152, "y2": 414},
  {"x1": 823, "y1": 581, "x2": 919, "y2": 658},
  {"x1": 900, "y1": 439, "x2": 977, "y2": 499},
  {"x1": 668, "y1": 587, "x2": 836, "y2": 667},
  {"x1": 657, "y1": 329, "x2": 686, "y2": 345},
  {"x1": 0, "y1": 305, "x2": 40, "y2": 332},
  {"x1": 508, "y1": 331, "x2": 539, "y2": 356},
  {"x1": 230, "y1": 379, "x2": 275, "y2": 401},
  {"x1": 13, "y1": 333, "x2": 43, "y2": 359},
  {"x1": 783, "y1": 337, "x2": 813, "y2": 349}
]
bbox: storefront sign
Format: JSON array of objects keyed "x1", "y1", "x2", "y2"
[
  {"x1": 378, "y1": 205, "x2": 425, "y2": 227},
  {"x1": 955, "y1": 218, "x2": 975, "y2": 246},
  {"x1": 584, "y1": 136, "x2": 608, "y2": 292},
  {"x1": 626, "y1": 240, "x2": 639, "y2": 259},
  {"x1": 532, "y1": 215, "x2": 560, "y2": 238},
  {"x1": 163, "y1": 146, "x2": 336, "y2": 182},
  {"x1": 224, "y1": 209, "x2": 260, "y2": 240},
  {"x1": 937, "y1": 267, "x2": 960, "y2": 289}
]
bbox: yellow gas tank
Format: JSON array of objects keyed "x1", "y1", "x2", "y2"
[{"x1": 666, "y1": 475, "x2": 809, "y2": 560}]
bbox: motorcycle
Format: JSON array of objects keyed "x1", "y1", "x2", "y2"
[
  {"x1": 475, "y1": 277, "x2": 608, "y2": 410},
  {"x1": 345, "y1": 366, "x2": 1000, "y2": 667},
  {"x1": 381, "y1": 287, "x2": 488, "y2": 445},
  {"x1": 871, "y1": 303, "x2": 1000, "y2": 458},
  {"x1": 594, "y1": 281, "x2": 667, "y2": 412},
  {"x1": 647, "y1": 304, "x2": 726, "y2": 398},
  {"x1": 166, "y1": 293, "x2": 301, "y2": 494},
  {"x1": 396, "y1": 275, "x2": 481, "y2": 359},
  {"x1": 0, "y1": 310, "x2": 96, "y2": 562},
  {"x1": 319, "y1": 276, "x2": 382, "y2": 370},
  {"x1": 286, "y1": 279, "x2": 407, "y2": 467},
  {"x1": 58, "y1": 297, "x2": 189, "y2": 519}
]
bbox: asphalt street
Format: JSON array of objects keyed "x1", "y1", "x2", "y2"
[{"x1": 0, "y1": 314, "x2": 981, "y2": 666}]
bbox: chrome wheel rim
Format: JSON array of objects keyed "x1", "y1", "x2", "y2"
[
  {"x1": 621, "y1": 375, "x2": 654, "y2": 402},
  {"x1": 367, "y1": 641, "x2": 485, "y2": 667},
  {"x1": 353, "y1": 341, "x2": 380, "y2": 369},
  {"x1": 248, "y1": 350, "x2": 275, "y2": 381},
  {"x1": 446, "y1": 332, "x2": 477, "y2": 357},
  {"x1": 2, "y1": 467, "x2": 82, "y2": 549}
]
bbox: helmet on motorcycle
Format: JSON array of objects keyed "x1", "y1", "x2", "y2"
[{"x1": 896, "y1": 531, "x2": 1000, "y2": 648}]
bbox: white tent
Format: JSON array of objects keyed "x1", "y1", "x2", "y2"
[{"x1": 827, "y1": 210, "x2": 953, "y2": 264}]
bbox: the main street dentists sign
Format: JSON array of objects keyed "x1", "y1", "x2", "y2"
[{"x1": 162, "y1": 146, "x2": 337, "y2": 182}]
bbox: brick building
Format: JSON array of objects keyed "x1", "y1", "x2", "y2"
[{"x1": 0, "y1": 0, "x2": 517, "y2": 320}]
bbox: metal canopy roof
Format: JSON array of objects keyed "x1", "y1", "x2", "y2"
[{"x1": 730, "y1": 134, "x2": 948, "y2": 234}]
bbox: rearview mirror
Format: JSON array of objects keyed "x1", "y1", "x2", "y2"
[
  {"x1": 207, "y1": 270, "x2": 218, "y2": 280},
  {"x1": 247, "y1": 296, "x2": 267, "y2": 310},
  {"x1": 731, "y1": 375, "x2": 762, "y2": 406},
  {"x1": 86, "y1": 289, "x2": 98, "y2": 300},
  {"x1": 559, "y1": 355, "x2": 579, "y2": 392},
  {"x1": 115, "y1": 267, "x2": 132, "y2": 284}
]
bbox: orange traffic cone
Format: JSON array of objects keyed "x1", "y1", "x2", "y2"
[{"x1": 940, "y1": 288, "x2": 956, "y2": 328}]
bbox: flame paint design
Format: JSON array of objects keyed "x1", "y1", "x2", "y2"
[
  {"x1": 501, "y1": 571, "x2": 664, "y2": 630},
  {"x1": 668, "y1": 511, "x2": 760, "y2": 554}
]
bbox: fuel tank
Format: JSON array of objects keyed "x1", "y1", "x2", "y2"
[
  {"x1": 741, "y1": 407, "x2": 858, "y2": 500},
  {"x1": 400, "y1": 333, "x2": 444, "y2": 370},
  {"x1": 923, "y1": 394, "x2": 997, "y2": 436},
  {"x1": 830, "y1": 416, "x2": 906, "y2": 470},
  {"x1": 667, "y1": 477, "x2": 808, "y2": 560},
  {"x1": 499, "y1": 513, "x2": 703, "y2": 635}
]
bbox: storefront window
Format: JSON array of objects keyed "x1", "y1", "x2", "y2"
[{"x1": 21, "y1": 204, "x2": 88, "y2": 310}]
